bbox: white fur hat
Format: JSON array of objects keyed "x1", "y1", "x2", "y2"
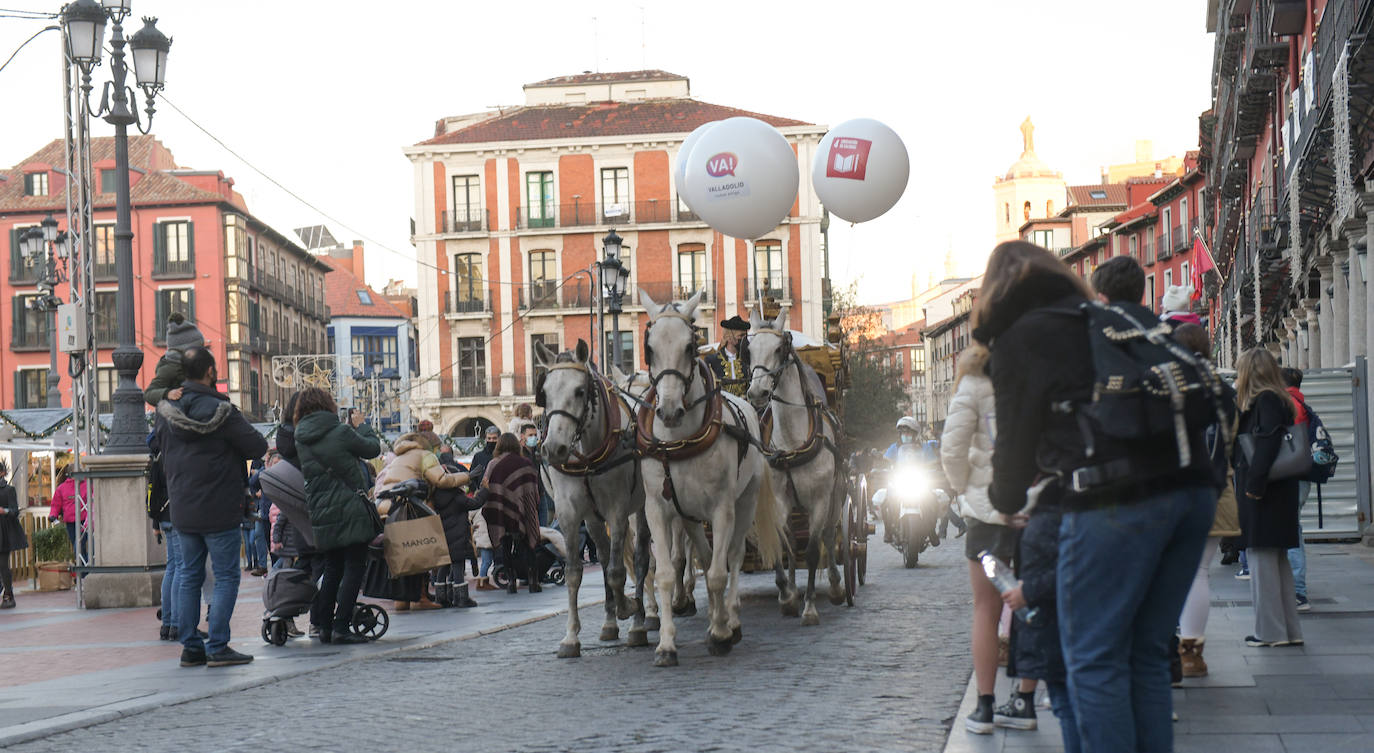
[{"x1": 1161, "y1": 284, "x2": 1193, "y2": 313}]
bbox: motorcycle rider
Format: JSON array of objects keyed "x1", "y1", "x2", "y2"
[{"x1": 880, "y1": 418, "x2": 947, "y2": 549}]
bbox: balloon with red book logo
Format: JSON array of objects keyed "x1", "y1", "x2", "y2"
[
  {"x1": 681, "y1": 116, "x2": 799, "y2": 240},
  {"x1": 674, "y1": 121, "x2": 719, "y2": 211},
  {"x1": 811, "y1": 118, "x2": 909, "y2": 223}
]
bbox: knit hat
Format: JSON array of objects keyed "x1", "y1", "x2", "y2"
[
  {"x1": 1160, "y1": 284, "x2": 1193, "y2": 314},
  {"x1": 165, "y1": 312, "x2": 205, "y2": 352}
]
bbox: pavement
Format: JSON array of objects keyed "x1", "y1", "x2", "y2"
[
  {"x1": 942, "y1": 541, "x2": 1374, "y2": 753},
  {"x1": 0, "y1": 564, "x2": 610, "y2": 749}
]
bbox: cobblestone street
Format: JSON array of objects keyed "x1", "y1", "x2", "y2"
[{"x1": 7, "y1": 536, "x2": 973, "y2": 753}]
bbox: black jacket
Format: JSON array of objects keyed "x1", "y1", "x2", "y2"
[
  {"x1": 433, "y1": 463, "x2": 486, "y2": 565},
  {"x1": 1009, "y1": 497, "x2": 1066, "y2": 683},
  {"x1": 0, "y1": 480, "x2": 27, "y2": 554},
  {"x1": 152, "y1": 381, "x2": 269, "y2": 534},
  {"x1": 275, "y1": 422, "x2": 300, "y2": 468},
  {"x1": 1235, "y1": 391, "x2": 1301, "y2": 549}
]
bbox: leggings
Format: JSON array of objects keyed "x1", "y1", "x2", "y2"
[
  {"x1": 1179, "y1": 536, "x2": 1220, "y2": 639},
  {"x1": 0, "y1": 555, "x2": 12, "y2": 597}
]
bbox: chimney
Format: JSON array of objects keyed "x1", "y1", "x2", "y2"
[{"x1": 351, "y1": 240, "x2": 365, "y2": 280}]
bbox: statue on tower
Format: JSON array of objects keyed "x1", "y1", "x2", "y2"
[{"x1": 1020, "y1": 116, "x2": 1035, "y2": 156}]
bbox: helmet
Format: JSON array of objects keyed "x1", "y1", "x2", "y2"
[{"x1": 895, "y1": 416, "x2": 919, "y2": 434}]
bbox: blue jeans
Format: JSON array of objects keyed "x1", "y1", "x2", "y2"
[
  {"x1": 1058, "y1": 484, "x2": 1214, "y2": 753},
  {"x1": 159, "y1": 522, "x2": 182, "y2": 628},
  {"x1": 1046, "y1": 681, "x2": 1081, "y2": 753},
  {"x1": 254, "y1": 517, "x2": 270, "y2": 568},
  {"x1": 178, "y1": 528, "x2": 243, "y2": 655},
  {"x1": 1288, "y1": 481, "x2": 1312, "y2": 599},
  {"x1": 479, "y1": 548, "x2": 494, "y2": 577}
]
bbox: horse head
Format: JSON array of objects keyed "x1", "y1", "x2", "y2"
[
  {"x1": 746, "y1": 306, "x2": 790, "y2": 409},
  {"x1": 534, "y1": 338, "x2": 593, "y2": 466},
  {"x1": 641, "y1": 288, "x2": 704, "y2": 429}
]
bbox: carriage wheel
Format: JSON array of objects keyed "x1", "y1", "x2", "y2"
[
  {"x1": 852, "y1": 490, "x2": 869, "y2": 586},
  {"x1": 492, "y1": 565, "x2": 512, "y2": 590},
  {"x1": 840, "y1": 499, "x2": 857, "y2": 607},
  {"x1": 352, "y1": 603, "x2": 390, "y2": 641},
  {"x1": 549, "y1": 565, "x2": 566, "y2": 586}
]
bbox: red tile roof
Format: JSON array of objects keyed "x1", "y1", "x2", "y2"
[
  {"x1": 418, "y1": 99, "x2": 813, "y2": 146},
  {"x1": 1066, "y1": 184, "x2": 1129, "y2": 208},
  {"x1": 524, "y1": 69, "x2": 685, "y2": 88},
  {"x1": 326, "y1": 265, "x2": 406, "y2": 319}
]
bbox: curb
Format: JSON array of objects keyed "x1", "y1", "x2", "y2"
[{"x1": 0, "y1": 598, "x2": 604, "y2": 748}]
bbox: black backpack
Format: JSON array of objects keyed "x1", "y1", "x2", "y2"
[
  {"x1": 1069, "y1": 301, "x2": 1234, "y2": 490},
  {"x1": 145, "y1": 452, "x2": 170, "y2": 523},
  {"x1": 1302, "y1": 401, "x2": 1339, "y2": 484}
]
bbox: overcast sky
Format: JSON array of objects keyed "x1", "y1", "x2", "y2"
[{"x1": 0, "y1": 0, "x2": 1214, "y2": 305}]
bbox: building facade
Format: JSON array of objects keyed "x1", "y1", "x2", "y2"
[
  {"x1": 0, "y1": 136, "x2": 329, "y2": 420},
  {"x1": 993, "y1": 118, "x2": 1066, "y2": 245},
  {"x1": 404, "y1": 70, "x2": 829, "y2": 434},
  {"x1": 919, "y1": 278, "x2": 980, "y2": 430}
]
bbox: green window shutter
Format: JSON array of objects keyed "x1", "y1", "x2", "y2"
[
  {"x1": 155, "y1": 293, "x2": 166, "y2": 339},
  {"x1": 11, "y1": 296, "x2": 21, "y2": 345},
  {"x1": 152, "y1": 222, "x2": 164, "y2": 272},
  {"x1": 9, "y1": 228, "x2": 18, "y2": 278},
  {"x1": 187, "y1": 289, "x2": 196, "y2": 322},
  {"x1": 186, "y1": 221, "x2": 195, "y2": 273}
]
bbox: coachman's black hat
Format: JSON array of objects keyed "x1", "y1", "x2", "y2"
[{"x1": 720, "y1": 316, "x2": 750, "y2": 332}]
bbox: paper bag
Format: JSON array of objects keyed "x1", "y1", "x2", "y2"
[{"x1": 383, "y1": 511, "x2": 450, "y2": 577}]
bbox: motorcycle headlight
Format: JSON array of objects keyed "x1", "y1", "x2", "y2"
[{"x1": 893, "y1": 467, "x2": 927, "y2": 496}]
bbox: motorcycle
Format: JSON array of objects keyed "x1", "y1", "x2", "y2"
[{"x1": 872, "y1": 461, "x2": 947, "y2": 568}]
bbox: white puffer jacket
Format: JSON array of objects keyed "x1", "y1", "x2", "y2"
[{"x1": 940, "y1": 372, "x2": 999, "y2": 525}]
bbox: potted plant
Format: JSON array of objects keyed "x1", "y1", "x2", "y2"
[{"x1": 32, "y1": 524, "x2": 74, "y2": 591}]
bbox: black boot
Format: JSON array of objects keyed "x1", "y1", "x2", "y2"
[
  {"x1": 507, "y1": 574, "x2": 519, "y2": 594},
  {"x1": 454, "y1": 582, "x2": 478, "y2": 608},
  {"x1": 434, "y1": 582, "x2": 452, "y2": 607}
]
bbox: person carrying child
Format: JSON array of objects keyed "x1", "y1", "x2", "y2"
[{"x1": 144, "y1": 312, "x2": 205, "y2": 406}]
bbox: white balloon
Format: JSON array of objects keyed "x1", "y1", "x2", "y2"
[
  {"x1": 681, "y1": 117, "x2": 799, "y2": 240},
  {"x1": 811, "y1": 118, "x2": 909, "y2": 223},
  {"x1": 674, "y1": 121, "x2": 719, "y2": 211}
]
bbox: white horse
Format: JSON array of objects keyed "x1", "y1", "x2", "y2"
[
  {"x1": 747, "y1": 307, "x2": 847, "y2": 625},
  {"x1": 634, "y1": 290, "x2": 783, "y2": 666},
  {"x1": 536, "y1": 340, "x2": 652, "y2": 658}
]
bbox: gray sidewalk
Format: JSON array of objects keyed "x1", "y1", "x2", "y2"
[{"x1": 943, "y1": 542, "x2": 1374, "y2": 753}]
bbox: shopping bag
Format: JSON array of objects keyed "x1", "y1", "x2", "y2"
[{"x1": 383, "y1": 505, "x2": 451, "y2": 577}]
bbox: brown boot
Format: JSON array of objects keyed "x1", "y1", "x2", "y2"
[
  {"x1": 411, "y1": 596, "x2": 442, "y2": 611},
  {"x1": 393, "y1": 601, "x2": 411, "y2": 612},
  {"x1": 1179, "y1": 637, "x2": 1208, "y2": 677}
]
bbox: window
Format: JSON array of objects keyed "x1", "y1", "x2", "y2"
[
  {"x1": 604, "y1": 331, "x2": 634, "y2": 370},
  {"x1": 677, "y1": 193, "x2": 697, "y2": 221},
  {"x1": 355, "y1": 289, "x2": 373, "y2": 305},
  {"x1": 1004, "y1": 203, "x2": 1010, "y2": 224},
  {"x1": 457, "y1": 337, "x2": 486, "y2": 396},
  {"x1": 96, "y1": 366, "x2": 116, "y2": 413},
  {"x1": 93, "y1": 290, "x2": 117, "y2": 345},
  {"x1": 1088, "y1": 189, "x2": 1108, "y2": 200},
  {"x1": 1129, "y1": 234, "x2": 1138, "y2": 258},
  {"x1": 1147, "y1": 275, "x2": 1157, "y2": 312},
  {"x1": 529, "y1": 250, "x2": 557, "y2": 308},
  {"x1": 1046, "y1": 200, "x2": 1054, "y2": 216},
  {"x1": 154, "y1": 220, "x2": 194, "y2": 276},
  {"x1": 24, "y1": 172, "x2": 47, "y2": 197},
  {"x1": 601, "y1": 167, "x2": 630, "y2": 222},
  {"x1": 1030, "y1": 229, "x2": 1053, "y2": 249},
  {"x1": 1164, "y1": 269, "x2": 1174, "y2": 290},
  {"x1": 1181, "y1": 261, "x2": 1190, "y2": 288},
  {"x1": 351, "y1": 332, "x2": 398, "y2": 371},
  {"x1": 1161, "y1": 207, "x2": 1172, "y2": 250},
  {"x1": 100, "y1": 169, "x2": 118, "y2": 194},
  {"x1": 1180, "y1": 197, "x2": 1189, "y2": 229},
  {"x1": 677, "y1": 244, "x2": 706, "y2": 298},
  {"x1": 526, "y1": 171, "x2": 554, "y2": 228},
  {"x1": 154, "y1": 288, "x2": 195, "y2": 341},
  {"x1": 1023, "y1": 200, "x2": 1031, "y2": 221},
  {"x1": 531, "y1": 333, "x2": 560, "y2": 390},
  {"x1": 451, "y1": 175, "x2": 482, "y2": 231},
  {"x1": 94, "y1": 225, "x2": 116, "y2": 278},
  {"x1": 753, "y1": 240, "x2": 783, "y2": 299},
  {"x1": 452, "y1": 253, "x2": 484, "y2": 312},
  {"x1": 11, "y1": 295, "x2": 48, "y2": 348},
  {"x1": 14, "y1": 369, "x2": 48, "y2": 408},
  {"x1": 913, "y1": 346, "x2": 925, "y2": 372},
  {"x1": 8, "y1": 226, "x2": 40, "y2": 281}
]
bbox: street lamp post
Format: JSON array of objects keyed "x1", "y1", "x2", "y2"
[
  {"x1": 22, "y1": 215, "x2": 69, "y2": 408},
  {"x1": 62, "y1": 0, "x2": 172, "y2": 453},
  {"x1": 354, "y1": 358, "x2": 400, "y2": 433},
  {"x1": 597, "y1": 230, "x2": 631, "y2": 372}
]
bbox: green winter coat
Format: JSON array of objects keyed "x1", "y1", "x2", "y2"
[
  {"x1": 143, "y1": 351, "x2": 187, "y2": 407},
  {"x1": 294, "y1": 411, "x2": 382, "y2": 551}
]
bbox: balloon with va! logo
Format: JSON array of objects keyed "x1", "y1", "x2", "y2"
[
  {"x1": 674, "y1": 121, "x2": 719, "y2": 211},
  {"x1": 681, "y1": 116, "x2": 799, "y2": 240},
  {"x1": 810, "y1": 118, "x2": 909, "y2": 223}
]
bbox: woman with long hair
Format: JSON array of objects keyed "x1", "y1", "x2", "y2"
[
  {"x1": 1233, "y1": 348, "x2": 1304, "y2": 647},
  {"x1": 481, "y1": 432, "x2": 541, "y2": 594},
  {"x1": 941, "y1": 343, "x2": 1038, "y2": 734},
  {"x1": 293, "y1": 387, "x2": 382, "y2": 644}
]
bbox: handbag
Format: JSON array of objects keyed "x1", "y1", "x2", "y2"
[
  {"x1": 382, "y1": 500, "x2": 451, "y2": 577},
  {"x1": 326, "y1": 466, "x2": 383, "y2": 536},
  {"x1": 1237, "y1": 424, "x2": 1313, "y2": 482}
]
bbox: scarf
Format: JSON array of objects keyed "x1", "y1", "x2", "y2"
[{"x1": 481, "y1": 453, "x2": 540, "y2": 549}]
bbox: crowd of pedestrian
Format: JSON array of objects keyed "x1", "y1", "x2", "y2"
[{"x1": 941, "y1": 243, "x2": 1324, "y2": 753}]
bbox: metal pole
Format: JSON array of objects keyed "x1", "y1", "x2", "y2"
[
  {"x1": 45, "y1": 249, "x2": 61, "y2": 408},
  {"x1": 611, "y1": 309, "x2": 621, "y2": 372},
  {"x1": 102, "y1": 16, "x2": 146, "y2": 453}
]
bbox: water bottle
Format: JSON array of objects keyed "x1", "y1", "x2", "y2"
[{"x1": 979, "y1": 550, "x2": 1041, "y2": 626}]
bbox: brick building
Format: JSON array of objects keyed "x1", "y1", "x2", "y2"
[
  {"x1": 0, "y1": 136, "x2": 329, "y2": 419},
  {"x1": 403, "y1": 70, "x2": 829, "y2": 433}
]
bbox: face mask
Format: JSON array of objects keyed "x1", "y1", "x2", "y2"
[
  {"x1": 525, "y1": 436, "x2": 539, "y2": 448},
  {"x1": 485, "y1": 440, "x2": 497, "y2": 452}
]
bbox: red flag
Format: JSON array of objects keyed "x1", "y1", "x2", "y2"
[{"x1": 1190, "y1": 235, "x2": 1214, "y2": 301}]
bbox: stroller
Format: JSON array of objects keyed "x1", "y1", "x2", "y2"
[
  {"x1": 490, "y1": 526, "x2": 568, "y2": 589},
  {"x1": 257, "y1": 461, "x2": 389, "y2": 646}
]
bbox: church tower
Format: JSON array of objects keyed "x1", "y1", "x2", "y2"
[{"x1": 992, "y1": 117, "x2": 1066, "y2": 245}]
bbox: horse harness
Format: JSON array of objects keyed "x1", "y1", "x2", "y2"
[
  {"x1": 542, "y1": 361, "x2": 639, "y2": 524},
  {"x1": 753, "y1": 327, "x2": 843, "y2": 512}
]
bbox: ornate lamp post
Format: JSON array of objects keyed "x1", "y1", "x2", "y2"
[
  {"x1": 597, "y1": 230, "x2": 631, "y2": 371},
  {"x1": 21, "y1": 214, "x2": 70, "y2": 408},
  {"x1": 61, "y1": 0, "x2": 171, "y2": 453}
]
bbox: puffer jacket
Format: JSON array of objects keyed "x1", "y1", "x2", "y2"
[
  {"x1": 471, "y1": 508, "x2": 492, "y2": 550},
  {"x1": 940, "y1": 364, "x2": 998, "y2": 523},
  {"x1": 373, "y1": 438, "x2": 469, "y2": 499},
  {"x1": 294, "y1": 412, "x2": 382, "y2": 551},
  {"x1": 142, "y1": 351, "x2": 186, "y2": 407}
]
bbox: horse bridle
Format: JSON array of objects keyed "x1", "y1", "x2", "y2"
[
  {"x1": 541, "y1": 361, "x2": 599, "y2": 451},
  {"x1": 643, "y1": 309, "x2": 713, "y2": 412},
  {"x1": 749, "y1": 327, "x2": 804, "y2": 406}
]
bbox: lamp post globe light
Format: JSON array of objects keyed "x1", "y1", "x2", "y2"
[
  {"x1": 597, "y1": 230, "x2": 631, "y2": 371},
  {"x1": 62, "y1": 0, "x2": 171, "y2": 453}
]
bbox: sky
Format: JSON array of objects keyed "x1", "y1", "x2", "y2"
[{"x1": 0, "y1": 0, "x2": 1216, "y2": 306}]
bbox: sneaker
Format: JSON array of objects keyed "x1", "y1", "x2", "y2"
[
  {"x1": 285, "y1": 619, "x2": 303, "y2": 638},
  {"x1": 1296, "y1": 595, "x2": 1312, "y2": 612},
  {"x1": 206, "y1": 648, "x2": 254, "y2": 667},
  {"x1": 993, "y1": 692, "x2": 1038, "y2": 731},
  {"x1": 179, "y1": 648, "x2": 206, "y2": 667},
  {"x1": 159, "y1": 624, "x2": 171, "y2": 641},
  {"x1": 0, "y1": 595, "x2": 15, "y2": 609},
  {"x1": 965, "y1": 694, "x2": 995, "y2": 735},
  {"x1": 1245, "y1": 635, "x2": 1283, "y2": 647},
  {"x1": 249, "y1": 567, "x2": 267, "y2": 577},
  {"x1": 1235, "y1": 568, "x2": 1251, "y2": 580}
]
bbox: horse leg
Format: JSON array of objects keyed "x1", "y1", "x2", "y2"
[
  {"x1": 801, "y1": 526, "x2": 822, "y2": 626},
  {"x1": 776, "y1": 528, "x2": 801, "y2": 617},
  {"x1": 688, "y1": 515, "x2": 732, "y2": 656},
  {"x1": 586, "y1": 521, "x2": 619, "y2": 642},
  {"x1": 644, "y1": 502, "x2": 679, "y2": 667},
  {"x1": 607, "y1": 518, "x2": 638, "y2": 621},
  {"x1": 627, "y1": 512, "x2": 652, "y2": 647},
  {"x1": 670, "y1": 520, "x2": 696, "y2": 617},
  {"x1": 557, "y1": 510, "x2": 584, "y2": 658},
  {"x1": 826, "y1": 483, "x2": 847, "y2": 606}
]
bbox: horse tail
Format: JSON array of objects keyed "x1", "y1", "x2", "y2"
[{"x1": 751, "y1": 470, "x2": 787, "y2": 569}]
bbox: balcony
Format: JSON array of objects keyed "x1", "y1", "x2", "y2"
[
  {"x1": 1172, "y1": 224, "x2": 1188, "y2": 253},
  {"x1": 742, "y1": 276, "x2": 792, "y2": 302},
  {"x1": 675, "y1": 202, "x2": 701, "y2": 223},
  {"x1": 516, "y1": 199, "x2": 710, "y2": 230},
  {"x1": 94, "y1": 317, "x2": 117, "y2": 347},
  {"x1": 444, "y1": 289, "x2": 492, "y2": 315},
  {"x1": 1157, "y1": 231, "x2": 1173, "y2": 261},
  {"x1": 10, "y1": 329, "x2": 49, "y2": 350},
  {"x1": 8, "y1": 259, "x2": 39, "y2": 284},
  {"x1": 93, "y1": 260, "x2": 116, "y2": 280},
  {"x1": 636, "y1": 280, "x2": 714, "y2": 305},
  {"x1": 247, "y1": 330, "x2": 266, "y2": 353},
  {"x1": 517, "y1": 280, "x2": 595, "y2": 311},
  {"x1": 440, "y1": 208, "x2": 489, "y2": 234},
  {"x1": 440, "y1": 376, "x2": 499, "y2": 399},
  {"x1": 153, "y1": 258, "x2": 194, "y2": 278}
]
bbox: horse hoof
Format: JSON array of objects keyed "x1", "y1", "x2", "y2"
[
  {"x1": 780, "y1": 599, "x2": 801, "y2": 618},
  {"x1": 801, "y1": 612, "x2": 820, "y2": 627},
  {"x1": 672, "y1": 601, "x2": 697, "y2": 618},
  {"x1": 731, "y1": 626, "x2": 743, "y2": 645},
  {"x1": 617, "y1": 597, "x2": 642, "y2": 621},
  {"x1": 645, "y1": 616, "x2": 660, "y2": 632},
  {"x1": 828, "y1": 591, "x2": 846, "y2": 607},
  {"x1": 654, "y1": 650, "x2": 679, "y2": 667},
  {"x1": 557, "y1": 643, "x2": 581, "y2": 659},
  {"x1": 627, "y1": 629, "x2": 649, "y2": 648},
  {"x1": 599, "y1": 626, "x2": 619, "y2": 642},
  {"x1": 707, "y1": 634, "x2": 733, "y2": 656}
]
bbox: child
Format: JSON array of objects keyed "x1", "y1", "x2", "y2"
[{"x1": 143, "y1": 312, "x2": 205, "y2": 406}]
